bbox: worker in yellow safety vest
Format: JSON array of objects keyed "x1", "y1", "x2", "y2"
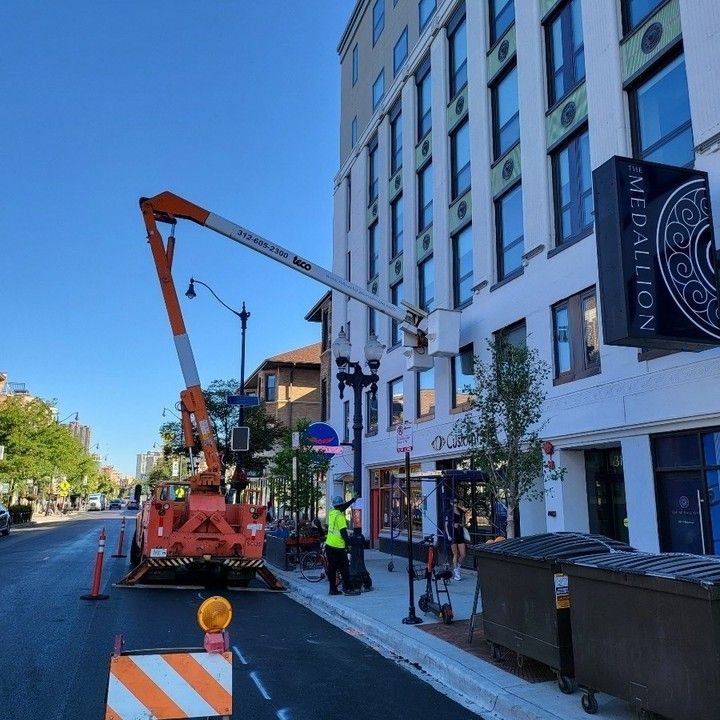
[{"x1": 325, "y1": 496, "x2": 361, "y2": 596}]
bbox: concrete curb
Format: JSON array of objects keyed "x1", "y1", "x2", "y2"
[{"x1": 280, "y1": 570, "x2": 562, "y2": 720}]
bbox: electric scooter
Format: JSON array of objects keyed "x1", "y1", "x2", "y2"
[{"x1": 417, "y1": 534, "x2": 454, "y2": 624}]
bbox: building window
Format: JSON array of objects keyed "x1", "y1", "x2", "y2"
[
  {"x1": 622, "y1": 0, "x2": 664, "y2": 33},
  {"x1": 388, "y1": 376, "x2": 404, "y2": 427},
  {"x1": 492, "y1": 64, "x2": 520, "y2": 159},
  {"x1": 416, "y1": 57, "x2": 432, "y2": 140},
  {"x1": 343, "y1": 400, "x2": 350, "y2": 443},
  {"x1": 418, "y1": 162, "x2": 433, "y2": 232},
  {"x1": 450, "y1": 119, "x2": 471, "y2": 200},
  {"x1": 552, "y1": 127, "x2": 593, "y2": 246},
  {"x1": 373, "y1": 0, "x2": 385, "y2": 45},
  {"x1": 452, "y1": 343, "x2": 474, "y2": 408},
  {"x1": 351, "y1": 116, "x2": 357, "y2": 148},
  {"x1": 391, "y1": 279, "x2": 403, "y2": 346},
  {"x1": 320, "y1": 378, "x2": 328, "y2": 422},
  {"x1": 391, "y1": 195, "x2": 404, "y2": 258},
  {"x1": 496, "y1": 319, "x2": 526, "y2": 347},
  {"x1": 418, "y1": 255, "x2": 435, "y2": 312},
  {"x1": 366, "y1": 391, "x2": 378, "y2": 435},
  {"x1": 419, "y1": 0, "x2": 436, "y2": 32},
  {"x1": 490, "y1": 0, "x2": 515, "y2": 45},
  {"x1": 265, "y1": 374, "x2": 277, "y2": 402},
  {"x1": 352, "y1": 44, "x2": 359, "y2": 85},
  {"x1": 368, "y1": 221, "x2": 379, "y2": 279},
  {"x1": 373, "y1": 69, "x2": 385, "y2": 111},
  {"x1": 448, "y1": 6, "x2": 468, "y2": 99},
  {"x1": 631, "y1": 54, "x2": 694, "y2": 168},
  {"x1": 496, "y1": 183, "x2": 524, "y2": 280},
  {"x1": 368, "y1": 307, "x2": 378, "y2": 339},
  {"x1": 346, "y1": 175, "x2": 352, "y2": 232},
  {"x1": 452, "y1": 224, "x2": 473, "y2": 308},
  {"x1": 346, "y1": 252, "x2": 352, "y2": 283},
  {"x1": 390, "y1": 103, "x2": 403, "y2": 174},
  {"x1": 546, "y1": 0, "x2": 585, "y2": 106},
  {"x1": 416, "y1": 367, "x2": 435, "y2": 418},
  {"x1": 321, "y1": 310, "x2": 330, "y2": 351},
  {"x1": 368, "y1": 138, "x2": 379, "y2": 203},
  {"x1": 552, "y1": 287, "x2": 600, "y2": 383},
  {"x1": 394, "y1": 27, "x2": 408, "y2": 76}
]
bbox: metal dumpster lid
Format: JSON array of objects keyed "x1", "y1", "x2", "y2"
[
  {"x1": 565, "y1": 551, "x2": 720, "y2": 585},
  {"x1": 472, "y1": 532, "x2": 634, "y2": 561}
]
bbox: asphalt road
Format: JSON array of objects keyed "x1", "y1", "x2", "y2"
[{"x1": 0, "y1": 513, "x2": 480, "y2": 720}]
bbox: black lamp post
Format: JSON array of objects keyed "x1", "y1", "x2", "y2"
[
  {"x1": 185, "y1": 277, "x2": 250, "y2": 499},
  {"x1": 332, "y1": 326, "x2": 385, "y2": 591}
]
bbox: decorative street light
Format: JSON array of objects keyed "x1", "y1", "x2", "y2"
[
  {"x1": 185, "y1": 277, "x2": 250, "y2": 499},
  {"x1": 332, "y1": 326, "x2": 385, "y2": 590},
  {"x1": 57, "y1": 411, "x2": 79, "y2": 424}
]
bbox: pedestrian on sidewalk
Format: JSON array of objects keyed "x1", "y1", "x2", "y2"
[
  {"x1": 449, "y1": 500, "x2": 468, "y2": 581},
  {"x1": 325, "y1": 496, "x2": 361, "y2": 596}
]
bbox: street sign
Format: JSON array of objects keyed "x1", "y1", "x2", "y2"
[
  {"x1": 291, "y1": 432, "x2": 300, "y2": 450},
  {"x1": 0, "y1": 482, "x2": 9, "y2": 494},
  {"x1": 0, "y1": 445, "x2": 5, "y2": 460},
  {"x1": 231, "y1": 426, "x2": 250, "y2": 452},
  {"x1": 226, "y1": 394, "x2": 260, "y2": 407},
  {"x1": 396, "y1": 421, "x2": 413, "y2": 453},
  {"x1": 312, "y1": 445, "x2": 344, "y2": 454}
]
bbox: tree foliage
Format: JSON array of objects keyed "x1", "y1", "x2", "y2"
[
  {"x1": 0, "y1": 396, "x2": 101, "y2": 500},
  {"x1": 453, "y1": 338, "x2": 564, "y2": 538},
  {"x1": 266, "y1": 418, "x2": 330, "y2": 518},
  {"x1": 159, "y1": 378, "x2": 283, "y2": 475}
]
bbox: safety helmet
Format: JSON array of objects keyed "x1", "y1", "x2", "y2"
[{"x1": 332, "y1": 495, "x2": 344, "y2": 506}]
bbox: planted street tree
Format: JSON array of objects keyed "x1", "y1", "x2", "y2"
[
  {"x1": 267, "y1": 419, "x2": 330, "y2": 521},
  {"x1": 453, "y1": 338, "x2": 564, "y2": 539}
]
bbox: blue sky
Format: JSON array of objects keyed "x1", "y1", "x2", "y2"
[{"x1": 1, "y1": 1, "x2": 355, "y2": 475}]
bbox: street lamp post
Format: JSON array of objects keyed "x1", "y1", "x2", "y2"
[
  {"x1": 185, "y1": 277, "x2": 250, "y2": 499},
  {"x1": 332, "y1": 326, "x2": 385, "y2": 591}
]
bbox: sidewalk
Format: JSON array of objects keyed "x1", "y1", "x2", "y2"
[{"x1": 269, "y1": 549, "x2": 636, "y2": 720}]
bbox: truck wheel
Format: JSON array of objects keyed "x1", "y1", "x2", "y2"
[{"x1": 129, "y1": 536, "x2": 141, "y2": 566}]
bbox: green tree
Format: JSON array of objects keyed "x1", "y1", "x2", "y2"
[
  {"x1": 267, "y1": 419, "x2": 330, "y2": 519},
  {"x1": 453, "y1": 338, "x2": 564, "y2": 538},
  {"x1": 159, "y1": 379, "x2": 283, "y2": 475},
  {"x1": 0, "y1": 396, "x2": 99, "y2": 501}
]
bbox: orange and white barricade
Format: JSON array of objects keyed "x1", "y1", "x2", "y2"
[
  {"x1": 105, "y1": 596, "x2": 233, "y2": 720},
  {"x1": 105, "y1": 649, "x2": 232, "y2": 720}
]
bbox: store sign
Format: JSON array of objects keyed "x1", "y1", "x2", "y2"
[
  {"x1": 594, "y1": 156, "x2": 720, "y2": 350},
  {"x1": 430, "y1": 429, "x2": 481, "y2": 452}
]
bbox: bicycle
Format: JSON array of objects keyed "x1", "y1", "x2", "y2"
[{"x1": 299, "y1": 543, "x2": 343, "y2": 590}]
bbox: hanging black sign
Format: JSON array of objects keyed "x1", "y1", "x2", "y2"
[{"x1": 594, "y1": 156, "x2": 719, "y2": 350}]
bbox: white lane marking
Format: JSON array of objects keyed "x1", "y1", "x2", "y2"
[
  {"x1": 277, "y1": 708, "x2": 292, "y2": 720},
  {"x1": 249, "y1": 671, "x2": 271, "y2": 700},
  {"x1": 232, "y1": 646, "x2": 248, "y2": 664}
]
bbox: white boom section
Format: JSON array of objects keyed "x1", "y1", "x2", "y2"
[{"x1": 205, "y1": 212, "x2": 413, "y2": 325}]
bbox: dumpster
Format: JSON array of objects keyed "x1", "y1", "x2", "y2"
[
  {"x1": 562, "y1": 551, "x2": 720, "y2": 718},
  {"x1": 474, "y1": 532, "x2": 634, "y2": 693}
]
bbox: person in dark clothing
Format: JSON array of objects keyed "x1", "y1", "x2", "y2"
[{"x1": 325, "y1": 495, "x2": 361, "y2": 596}]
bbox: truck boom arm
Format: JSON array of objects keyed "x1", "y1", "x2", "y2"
[{"x1": 140, "y1": 192, "x2": 425, "y2": 329}]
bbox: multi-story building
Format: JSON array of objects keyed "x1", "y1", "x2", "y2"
[
  {"x1": 135, "y1": 450, "x2": 164, "y2": 482},
  {"x1": 243, "y1": 342, "x2": 322, "y2": 429},
  {"x1": 306, "y1": 292, "x2": 333, "y2": 424},
  {"x1": 329, "y1": 0, "x2": 720, "y2": 555}
]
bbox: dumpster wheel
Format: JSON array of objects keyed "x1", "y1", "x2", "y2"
[
  {"x1": 581, "y1": 692, "x2": 598, "y2": 715},
  {"x1": 557, "y1": 674, "x2": 577, "y2": 694}
]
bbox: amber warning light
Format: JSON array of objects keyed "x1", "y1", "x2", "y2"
[{"x1": 197, "y1": 596, "x2": 233, "y2": 633}]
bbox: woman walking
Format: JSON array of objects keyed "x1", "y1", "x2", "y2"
[{"x1": 449, "y1": 500, "x2": 468, "y2": 580}]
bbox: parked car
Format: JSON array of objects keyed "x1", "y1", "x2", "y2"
[
  {"x1": 108, "y1": 499, "x2": 123, "y2": 510},
  {"x1": 0, "y1": 503, "x2": 11, "y2": 536},
  {"x1": 126, "y1": 499, "x2": 139, "y2": 510}
]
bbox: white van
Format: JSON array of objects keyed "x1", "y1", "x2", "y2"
[{"x1": 87, "y1": 493, "x2": 106, "y2": 511}]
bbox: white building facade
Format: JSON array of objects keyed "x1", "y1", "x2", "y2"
[{"x1": 329, "y1": 0, "x2": 720, "y2": 558}]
